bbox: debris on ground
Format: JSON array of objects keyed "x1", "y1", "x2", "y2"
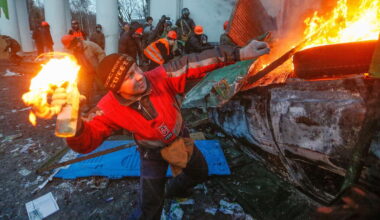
[
  {"x1": 219, "y1": 199, "x2": 244, "y2": 215},
  {"x1": 205, "y1": 207, "x2": 218, "y2": 215},
  {"x1": 1, "y1": 133, "x2": 23, "y2": 143},
  {"x1": 19, "y1": 168, "x2": 32, "y2": 176},
  {"x1": 190, "y1": 132, "x2": 206, "y2": 140},
  {"x1": 162, "y1": 201, "x2": 184, "y2": 220},
  {"x1": 3, "y1": 69, "x2": 21, "y2": 77},
  {"x1": 194, "y1": 183, "x2": 208, "y2": 195},
  {"x1": 25, "y1": 192, "x2": 59, "y2": 220},
  {"x1": 105, "y1": 197, "x2": 114, "y2": 203},
  {"x1": 88, "y1": 177, "x2": 109, "y2": 189},
  {"x1": 32, "y1": 169, "x2": 61, "y2": 194}
]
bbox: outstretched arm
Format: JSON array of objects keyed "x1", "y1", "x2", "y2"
[{"x1": 163, "y1": 40, "x2": 270, "y2": 94}]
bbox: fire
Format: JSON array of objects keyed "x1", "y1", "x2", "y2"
[
  {"x1": 303, "y1": 0, "x2": 380, "y2": 49},
  {"x1": 22, "y1": 53, "x2": 80, "y2": 126}
]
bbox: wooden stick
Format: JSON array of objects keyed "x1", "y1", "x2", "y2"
[{"x1": 37, "y1": 142, "x2": 136, "y2": 173}]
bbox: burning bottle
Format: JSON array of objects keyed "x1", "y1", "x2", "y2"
[
  {"x1": 55, "y1": 82, "x2": 80, "y2": 137},
  {"x1": 22, "y1": 53, "x2": 81, "y2": 138}
]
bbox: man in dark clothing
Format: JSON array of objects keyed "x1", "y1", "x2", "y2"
[
  {"x1": 142, "y1": 17, "x2": 154, "y2": 49},
  {"x1": 32, "y1": 27, "x2": 43, "y2": 55},
  {"x1": 147, "y1": 15, "x2": 170, "y2": 45},
  {"x1": 144, "y1": 30, "x2": 178, "y2": 70},
  {"x1": 39, "y1": 21, "x2": 54, "y2": 53},
  {"x1": 90, "y1": 24, "x2": 105, "y2": 50},
  {"x1": 47, "y1": 38, "x2": 270, "y2": 219},
  {"x1": 175, "y1": 8, "x2": 196, "y2": 42},
  {"x1": 185, "y1": 25, "x2": 213, "y2": 54},
  {"x1": 68, "y1": 20, "x2": 87, "y2": 40},
  {"x1": 118, "y1": 21, "x2": 144, "y2": 64},
  {"x1": 120, "y1": 22, "x2": 130, "y2": 37}
]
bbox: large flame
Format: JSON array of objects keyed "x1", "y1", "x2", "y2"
[
  {"x1": 303, "y1": 0, "x2": 380, "y2": 49},
  {"x1": 22, "y1": 53, "x2": 80, "y2": 126}
]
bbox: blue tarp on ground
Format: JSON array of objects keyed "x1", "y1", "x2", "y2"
[{"x1": 55, "y1": 140, "x2": 231, "y2": 179}]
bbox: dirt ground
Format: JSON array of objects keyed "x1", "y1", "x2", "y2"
[{"x1": 0, "y1": 61, "x2": 318, "y2": 220}]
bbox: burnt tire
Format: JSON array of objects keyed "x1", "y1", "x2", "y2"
[{"x1": 294, "y1": 40, "x2": 377, "y2": 79}]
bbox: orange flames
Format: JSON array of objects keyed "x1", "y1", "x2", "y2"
[
  {"x1": 243, "y1": 0, "x2": 380, "y2": 90},
  {"x1": 22, "y1": 53, "x2": 80, "y2": 126},
  {"x1": 303, "y1": 0, "x2": 380, "y2": 49}
]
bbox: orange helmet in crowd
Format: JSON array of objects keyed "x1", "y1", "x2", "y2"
[
  {"x1": 61, "y1": 35, "x2": 76, "y2": 48},
  {"x1": 41, "y1": 21, "x2": 49, "y2": 27},
  {"x1": 167, "y1": 30, "x2": 177, "y2": 40},
  {"x1": 223, "y1": 21, "x2": 229, "y2": 30},
  {"x1": 135, "y1": 27, "x2": 143, "y2": 35},
  {"x1": 194, "y1": 25, "x2": 203, "y2": 35}
]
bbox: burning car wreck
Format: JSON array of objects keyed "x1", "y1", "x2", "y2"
[{"x1": 183, "y1": 0, "x2": 380, "y2": 207}]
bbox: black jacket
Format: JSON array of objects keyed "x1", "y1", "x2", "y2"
[
  {"x1": 147, "y1": 17, "x2": 167, "y2": 45},
  {"x1": 118, "y1": 22, "x2": 143, "y2": 60},
  {"x1": 40, "y1": 26, "x2": 54, "y2": 47},
  {"x1": 175, "y1": 17, "x2": 195, "y2": 37},
  {"x1": 185, "y1": 34, "x2": 213, "y2": 54}
]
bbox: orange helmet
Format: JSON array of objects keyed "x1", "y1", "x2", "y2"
[
  {"x1": 135, "y1": 27, "x2": 143, "y2": 35},
  {"x1": 41, "y1": 21, "x2": 49, "y2": 27},
  {"x1": 61, "y1": 35, "x2": 76, "y2": 48},
  {"x1": 167, "y1": 30, "x2": 177, "y2": 39},
  {"x1": 223, "y1": 21, "x2": 228, "y2": 30},
  {"x1": 194, "y1": 25, "x2": 203, "y2": 35}
]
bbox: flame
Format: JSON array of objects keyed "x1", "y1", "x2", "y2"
[
  {"x1": 22, "y1": 53, "x2": 80, "y2": 125},
  {"x1": 303, "y1": 0, "x2": 380, "y2": 49}
]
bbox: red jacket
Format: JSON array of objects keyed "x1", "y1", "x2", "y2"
[{"x1": 66, "y1": 46, "x2": 240, "y2": 154}]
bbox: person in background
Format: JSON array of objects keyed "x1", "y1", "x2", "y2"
[
  {"x1": 39, "y1": 21, "x2": 54, "y2": 53},
  {"x1": 185, "y1": 25, "x2": 213, "y2": 54},
  {"x1": 142, "y1": 16, "x2": 154, "y2": 49},
  {"x1": 48, "y1": 38, "x2": 270, "y2": 219},
  {"x1": 32, "y1": 24, "x2": 43, "y2": 55},
  {"x1": 68, "y1": 20, "x2": 87, "y2": 40},
  {"x1": 119, "y1": 21, "x2": 144, "y2": 65},
  {"x1": 90, "y1": 24, "x2": 105, "y2": 50},
  {"x1": 120, "y1": 22, "x2": 130, "y2": 37},
  {"x1": 220, "y1": 21, "x2": 236, "y2": 46},
  {"x1": 175, "y1": 8, "x2": 195, "y2": 42},
  {"x1": 160, "y1": 20, "x2": 173, "y2": 38},
  {"x1": 143, "y1": 16, "x2": 154, "y2": 34},
  {"x1": 147, "y1": 15, "x2": 170, "y2": 45},
  {"x1": 61, "y1": 35, "x2": 105, "y2": 111},
  {"x1": 144, "y1": 30, "x2": 178, "y2": 70},
  {"x1": 0, "y1": 35, "x2": 22, "y2": 64}
]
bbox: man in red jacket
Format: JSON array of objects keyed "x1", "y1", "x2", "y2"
[{"x1": 51, "y1": 39, "x2": 269, "y2": 219}]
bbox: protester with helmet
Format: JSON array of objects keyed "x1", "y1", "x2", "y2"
[
  {"x1": 185, "y1": 25, "x2": 213, "y2": 54},
  {"x1": 119, "y1": 21, "x2": 144, "y2": 64},
  {"x1": 220, "y1": 20, "x2": 236, "y2": 46},
  {"x1": 144, "y1": 30, "x2": 178, "y2": 70},
  {"x1": 61, "y1": 35, "x2": 105, "y2": 111},
  {"x1": 90, "y1": 24, "x2": 105, "y2": 50},
  {"x1": 175, "y1": 8, "x2": 196, "y2": 42},
  {"x1": 36, "y1": 21, "x2": 54, "y2": 54}
]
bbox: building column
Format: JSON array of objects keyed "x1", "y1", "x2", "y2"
[
  {"x1": 96, "y1": 0, "x2": 118, "y2": 54},
  {"x1": 15, "y1": 0, "x2": 33, "y2": 52},
  {"x1": 64, "y1": 0, "x2": 72, "y2": 32},
  {"x1": 44, "y1": 0, "x2": 67, "y2": 51},
  {"x1": 0, "y1": 0, "x2": 21, "y2": 44}
]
